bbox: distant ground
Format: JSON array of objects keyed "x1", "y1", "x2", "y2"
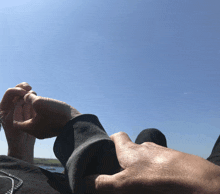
[{"x1": 34, "y1": 158, "x2": 62, "y2": 167}]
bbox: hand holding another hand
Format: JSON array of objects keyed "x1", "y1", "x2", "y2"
[
  {"x1": 13, "y1": 91, "x2": 81, "y2": 139},
  {"x1": 0, "y1": 82, "x2": 36, "y2": 163}
]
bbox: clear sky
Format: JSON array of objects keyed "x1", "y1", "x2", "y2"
[{"x1": 0, "y1": 0, "x2": 220, "y2": 159}]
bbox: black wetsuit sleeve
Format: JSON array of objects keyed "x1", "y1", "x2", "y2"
[{"x1": 53, "y1": 114, "x2": 120, "y2": 193}]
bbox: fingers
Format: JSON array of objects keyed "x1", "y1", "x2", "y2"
[
  {"x1": 23, "y1": 103, "x2": 32, "y2": 121},
  {"x1": 14, "y1": 99, "x2": 25, "y2": 122},
  {"x1": 23, "y1": 92, "x2": 45, "y2": 116},
  {"x1": 15, "y1": 82, "x2": 32, "y2": 91},
  {"x1": 85, "y1": 174, "x2": 121, "y2": 193},
  {"x1": 0, "y1": 88, "x2": 28, "y2": 110},
  {"x1": 13, "y1": 120, "x2": 33, "y2": 136},
  {"x1": 29, "y1": 90, "x2": 37, "y2": 96},
  {"x1": 13, "y1": 113, "x2": 34, "y2": 135},
  {"x1": 110, "y1": 132, "x2": 132, "y2": 144},
  {"x1": 13, "y1": 90, "x2": 36, "y2": 123},
  {"x1": 23, "y1": 91, "x2": 37, "y2": 120},
  {"x1": 110, "y1": 132, "x2": 134, "y2": 152},
  {"x1": 13, "y1": 97, "x2": 38, "y2": 136},
  {"x1": 13, "y1": 104, "x2": 45, "y2": 139},
  {"x1": 23, "y1": 92, "x2": 39, "y2": 104},
  {"x1": 13, "y1": 82, "x2": 32, "y2": 104},
  {"x1": 1, "y1": 82, "x2": 32, "y2": 106},
  {"x1": 0, "y1": 83, "x2": 32, "y2": 111}
]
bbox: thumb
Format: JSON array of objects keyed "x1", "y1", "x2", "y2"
[
  {"x1": 13, "y1": 117, "x2": 43, "y2": 138},
  {"x1": 85, "y1": 173, "x2": 121, "y2": 193},
  {"x1": 13, "y1": 102, "x2": 35, "y2": 132},
  {"x1": 13, "y1": 99, "x2": 25, "y2": 122},
  {"x1": 24, "y1": 92, "x2": 38, "y2": 105}
]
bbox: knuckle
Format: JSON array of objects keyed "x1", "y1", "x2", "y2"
[
  {"x1": 16, "y1": 82, "x2": 32, "y2": 91},
  {"x1": 114, "y1": 175, "x2": 127, "y2": 190},
  {"x1": 110, "y1": 131, "x2": 126, "y2": 140},
  {"x1": 21, "y1": 82, "x2": 29, "y2": 85},
  {"x1": 5, "y1": 88, "x2": 13, "y2": 93},
  {"x1": 146, "y1": 142, "x2": 155, "y2": 146},
  {"x1": 141, "y1": 142, "x2": 158, "y2": 150},
  {"x1": 5, "y1": 88, "x2": 25, "y2": 97},
  {"x1": 5, "y1": 88, "x2": 18, "y2": 97},
  {"x1": 95, "y1": 175, "x2": 119, "y2": 192},
  {"x1": 31, "y1": 96, "x2": 41, "y2": 105},
  {"x1": 141, "y1": 142, "x2": 150, "y2": 146},
  {"x1": 127, "y1": 143, "x2": 137, "y2": 150},
  {"x1": 116, "y1": 131, "x2": 127, "y2": 137},
  {"x1": 94, "y1": 176, "x2": 105, "y2": 190},
  {"x1": 118, "y1": 131, "x2": 127, "y2": 136},
  {"x1": 29, "y1": 90, "x2": 37, "y2": 95},
  {"x1": 147, "y1": 142, "x2": 157, "y2": 146},
  {"x1": 18, "y1": 82, "x2": 30, "y2": 87}
]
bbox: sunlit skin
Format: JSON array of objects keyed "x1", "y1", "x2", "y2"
[
  {"x1": 0, "y1": 83, "x2": 36, "y2": 164},
  {"x1": 1, "y1": 82, "x2": 220, "y2": 194},
  {"x1": 0, "y1": 82, "x2": 81, "y2": 165},
  {"x1": 85, "y1": 132, "x2": 220, "y2": 194}
]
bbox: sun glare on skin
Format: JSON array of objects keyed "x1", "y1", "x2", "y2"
[{"x1": 154, "y1": 156, "x2": 167, "y2": 164}]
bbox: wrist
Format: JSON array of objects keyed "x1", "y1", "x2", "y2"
[
  {"x1": 175, "y1": 153, "x2": 220, "y2": 194},
  {"x1": 8, "y1": 149, "x2": 34, "y2": 164},
  {"x1": 8, "y1": 144, "x2": 35, "y2": 164},
  {"x1": 199, "y1": 162, "x2": 220, "y2": 194}
]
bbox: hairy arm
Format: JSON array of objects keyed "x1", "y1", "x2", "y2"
[{"x1": 85, "y1": 132, "x2": 220, "y2": 194}]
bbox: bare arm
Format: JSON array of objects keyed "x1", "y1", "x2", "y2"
[
  {"x1": 86, "y1": 132, "x2": 220, "y2": 194},
  {"x1": 0, "y1": 82, "x2": 36, "y2": 164}
]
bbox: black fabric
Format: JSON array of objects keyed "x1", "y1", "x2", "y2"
[
  {"x1": 0, "y1": 114, "x2": 120, "y2": 194},
  {"x1": 54, "y1": 114, "x2": 120, "y2": 193},
  {"x1": 135, "y1": 128, "x2": 167, "y2": 147},
  {"x1": 1, "y1": 114, "x2": 220, "y2": 193},
  {"x1": 0, "y1": 156, "x2": 71, "y2": 194},
  {"x1": 206, "y1": 135, "x2": 220, "y2": 166}
]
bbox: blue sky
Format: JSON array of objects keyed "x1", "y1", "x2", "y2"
[{"x1": 0, "y1": 0, "x2": 220, "y2": 159}]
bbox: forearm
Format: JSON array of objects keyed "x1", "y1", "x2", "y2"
[
  {"x1": 170, "y1": 152, "x2": 220, "y2": 194},
  {"x1": 8, "y1": 146, "x2": 34, "y2": 164},
  {"x1": 192, "y1": 158, "x2": 220, "y2": 194},
  {"x1": 6, "y1": 135, "x2": 35, "y2": 164}
]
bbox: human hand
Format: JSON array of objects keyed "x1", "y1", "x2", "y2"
[
  {"x1": 85, "y1": 132, "x2": 220, "y2": 194},
  {"x1": 13, "y1": 92, "x2": 81, "y2": 139},
  {"x1": 0, "y1": 82, "x2": 36, "y2": 163}
]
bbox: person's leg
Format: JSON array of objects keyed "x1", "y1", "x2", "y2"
[
  {"x1": 135, "y1": 128, "x2": 167, "y2": 147},
  {"x1": 207, "y1": 135, "x2": 220, "y2": 166}
]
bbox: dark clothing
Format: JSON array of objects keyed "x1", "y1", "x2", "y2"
[
  {"x1": 0, "y1": 114, "x2": 219, "y2": 193},
  {"x1": 135, "y1": 128, "x2": 167, "y2": 147},
  {"x1": 0, "y1": 114, "x2": 120, "y2": 193},
  {"x1": 207, "y1": 135, "x2": 220, "y2": 166},
  {"x1": 0, "y1": 156, "x2": 71, "y2": 194},
  {"x1": 54, "y1": 114, "x2": 120, "y2": 193}
]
